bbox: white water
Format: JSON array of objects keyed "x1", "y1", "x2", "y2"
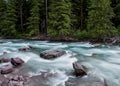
[{"x1": 0, "y1": 39, "x2": 120, "y2": 86}]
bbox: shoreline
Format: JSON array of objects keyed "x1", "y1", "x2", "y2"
[{"x1": 0, "y1": 36, "x2": 120, "y2": 44}]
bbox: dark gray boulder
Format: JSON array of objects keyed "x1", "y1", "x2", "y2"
[
  {"x1": 73, "y1": 62, "x2": 87, "y2": 77},
  {"x1": 18, "y1": 46, "x2": 33, "y2": 51},
  {"x1": 1, "y1": 65, "x2": 13, "y2": 74},
  {"x1": 0, "y1": 42, "x2": 6, "y2": 44},
  {"x1": 103, "y1": 79, "x2": 108, "y2": 86},
  {"x1": 11, "y1": 57, "x2": 24, "y2": 67},
  {"x1": 0, "y1": 58, "x2": 10, "y2": 63},
  {"x1": 65, "y1": 75, "x2": 106, "y2": 86},
  {"x1": 40, "y1": 50, "x2": 66, "y2": 59}
]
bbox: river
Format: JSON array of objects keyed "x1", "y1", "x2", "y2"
[{"x1": 0, "y1": 39, "x2": 120, "y2": 86}]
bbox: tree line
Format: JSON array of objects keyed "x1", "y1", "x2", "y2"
[{"x1": 0, "y1": 0, "x2": 120, "y2": 39}]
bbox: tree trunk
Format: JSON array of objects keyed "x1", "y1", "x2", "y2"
[
  {"x1": 80, "y1": 0, "x2": 83, "y2": 30},
  {"x1": 20, "y1": 3, "x2": 23, "y2": 32},
  {"x1": 45, "y1": 0, "x2": 48, "y2": 36}
]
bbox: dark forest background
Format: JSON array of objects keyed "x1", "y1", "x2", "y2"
[{"x1": 0, "y1": 0, "x2": 120, "y2": 40}]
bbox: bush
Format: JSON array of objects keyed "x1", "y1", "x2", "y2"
[
  {"x1": 73, "y1": 30, "x2": 90, "y2": 39},
  {"x1": 48, "y1": 29, "x2": 58, "y2": 37}
]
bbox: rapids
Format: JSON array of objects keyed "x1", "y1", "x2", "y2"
[{"x1": 0, "y1": 39, "x2": 120, "y2": 86}]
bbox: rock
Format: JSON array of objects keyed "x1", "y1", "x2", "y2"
[
  {"x1": 0, "y1": 58, "x2": 10, "y2": 63},
  {"x1": 1, "y1": 79, "x2": 9, "y2": 86},
  {"x1": 0, "y1": 42, "x2": 6, "y2": 44},
  {"x1": 40, "y1": 50, "x2": 66, "y2": 59},
  {"x1": 3, "y1": 52, "x2": 8, "y2": 55},
  {"x1": 11, "y1": 57, "x2": 24, "y2": 67},
  {"x1": 1, "y1": 65, "x2": 13, "y2": 74},
  {"x1": 25, "y1": 72, "x2": 58, "y2": 86},
  {"x1": 103, "y1": 37, "x2": 120, "y2": 44},
  {"x1": 0, "y1": 75, "x2": 29, "y2": 86},
  {"x1": 65, "y1": 75, "x2": 105, "y2": 86},
  {"x1": 73, "y1": 62, "x2": 87, "y2": 77},
  {"x1": 18, "y1": 46, "x2": 32, "y2": 51},
  {"x1": 103, "y1": 79, "x2": 108, "y2": 86}
]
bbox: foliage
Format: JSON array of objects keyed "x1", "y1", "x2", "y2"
[
  {"x1": 2, "y1": 0, "x2": 17, "y2": 36},
  {"x1": 48, "y1": 0, "x2": 71, "y2": 36},
  {"x1": 87, "y1": 0, "x2": 116, "y2": 38},
  {"x1": 0, "y1": 0, "x2": 6, "y2": 35},
  {"x1": 0, "y1": 0, "x2": 119, "y2": 40},
  {"x1": 26, "y1": 0, "x2": 40, "y2": 36}
]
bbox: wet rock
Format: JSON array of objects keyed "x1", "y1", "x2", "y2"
[
  {"x1": 103, "y1": 37, "x2": 120, "y2": 44},
  {"x1": 11, "y1": 57, "x2": 24, "y2": 67},
  {"x1": 103, "y1": 79, "x2": 108, "y2": 86},
  {"x1": 0, "y1": 58, "x2": 10, "y2": 63},
  {"x1": 73, "y1": 62, "x2": 87, "y2": 77},
  {"x1": 0, "y1": 75, "x2": 29, "y2": 86},
  {"x1": 40, "y1": 50, "x2": 66, "y2": 59},
  {"x1": 0, "y1": 42, "x2": 6, "y2": 44},
  {"x1": 65, "y1": 75, "x2": 105, "y2": 86},
  {"x1": 18, "y1": 46, "x2": 33, "y2": 51},
  {"x1": 25, "y1": 72, "x2": 58, "y2": 86},
  {"x1": 1, "y1": 79, "x2": 9, "y2": 86},
  {"x1": 3, "y1": 52, "x2": 8, "y2": 55},
  {"x1": 1, "y1": 65, "x2": 13, "y2": 74}
]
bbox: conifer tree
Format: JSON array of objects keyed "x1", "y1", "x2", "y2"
[
  {"x1": 87, "y1": 0, "x2": 116, "y2": 38},
  {"x1": 48, "y1": 0, "x2": 71, "y2": 36},
  {"x1": 26, "y1": 0, "x2": 40, "y2": 36},
  {"x1": 0, "y1": 0, "x2": 6, "y2": 35},
  {"x1": 3, "y1": 0, "x2": 17, "y2": 36},
  {"x1": 71, "y1": 0, "x2": 87, "y2": 30},
  {"x1": 111, "y1": 0, "x2": 120, "y2": 27}
]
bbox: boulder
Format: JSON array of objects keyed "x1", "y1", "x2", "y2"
[
  {"x1": 11, "y1": 57, "x2": 24, "y2": 67},
  {"x1": 18, "y1": 46, "x2": 32, "y2": 51},
  {"x1": 40, "y1": 50, "x2": 66, "y2": 59},
  {"x1": 1, "y1": 65, "x2": 13, "y2": 74},
  {"x1": 0, "y1": 58, "x2": 10, "y2": 63},
  {"x1": 0, "y1": 75, "x2": 29, "y2": 86},
  {"x1": 73, "y1": 62, "x2": 87, "y2": 77},
  {"x1": 65, "y1": 76, "x2": 105, "y2": 86},
  {"x1": 103, "y1": 79, "x2": 108, "y2": 86},
  {"x1": 0, "y1": 42, "x2": 6, "y2": 44}
]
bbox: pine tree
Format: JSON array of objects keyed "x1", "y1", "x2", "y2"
[
  {"x1": 87, "y1": 0, "x2": 116, "y2": 38},
  {"x1": 111, "y1": 0, "x2": 120, "y2": 27},
  {"x1": 0, "y1": 0, "x2": 6, "y2": 35},
  {"x1": 27, "y1": 0, "x2": 40, "y2": 36},
  {"x1": 71, "y1": 0, "x2": 88, "y2": 30},
  {"x1": 48, "y1": 0, "x2": 71, "y2": 36},
  {"x1": 2, "y1": 0, "x2": 17, "y2": 36}
]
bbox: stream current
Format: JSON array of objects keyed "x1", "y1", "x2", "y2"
[{"x1": 0, "y1": 39, "x2": 120, "y2": 86}]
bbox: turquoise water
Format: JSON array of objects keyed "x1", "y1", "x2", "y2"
[{"x1": 0, "y1": 39, "x2": 120, "y2": 86}]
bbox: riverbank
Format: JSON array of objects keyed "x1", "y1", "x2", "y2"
[{"x1": 1, "y1": 35, "x2": 120, "y2": 44}]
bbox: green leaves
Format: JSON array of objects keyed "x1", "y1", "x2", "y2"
[
  {"x1": 26, "y1": 0, "x2": 40, "y2": 36},
  {"x1": 87, "y1": 0, "x2": 116, "y2": 38},
  {"x1": 48, "y1": 0, "x2": 71, "y2": 36},
  {"x1": 0, "y1": 0, "x2": 119, "y2": 39}
]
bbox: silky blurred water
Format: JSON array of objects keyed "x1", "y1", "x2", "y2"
[{"x1": 0, "y1": 39, "x2": 120, "y2": 86}]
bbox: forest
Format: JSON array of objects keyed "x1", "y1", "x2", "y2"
[{"x1": 0, "y1": 0, "x2": 120, "y2": 40}]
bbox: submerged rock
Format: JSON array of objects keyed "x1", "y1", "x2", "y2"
[
  {"x1": 40, "y1": 50, "x2": 66, "y2": 59},
  {"x1": 25, "y1": 72, "x2": 58, "y2": 86},
  {"x1": 1, "y1": 65, "x2": 13, "y2": 74},
  {"x1": 103, "y1": 79, "x2": 108, "y2": 86},
  {"x1": 65, "y1": 75, "x2": 106, "y2": 86},
  {"x1": 18, "y1": 46, "x2": 33, "y2": 51},
  {"x1": 0, "y1": 42, "x2": 6, "y2": 44},
  {"x1": 11, "y1": 57, "x2": 24, "y2": 67},
  {"x1": 0, "y1": 58, "x2": 10, "y2": 63},
  {"x1": 0, "y1": 75, "x2": 29, "y2": 86},
  {"x1": 73, "y1": 62, "x2": 87, "y2": 77}
]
